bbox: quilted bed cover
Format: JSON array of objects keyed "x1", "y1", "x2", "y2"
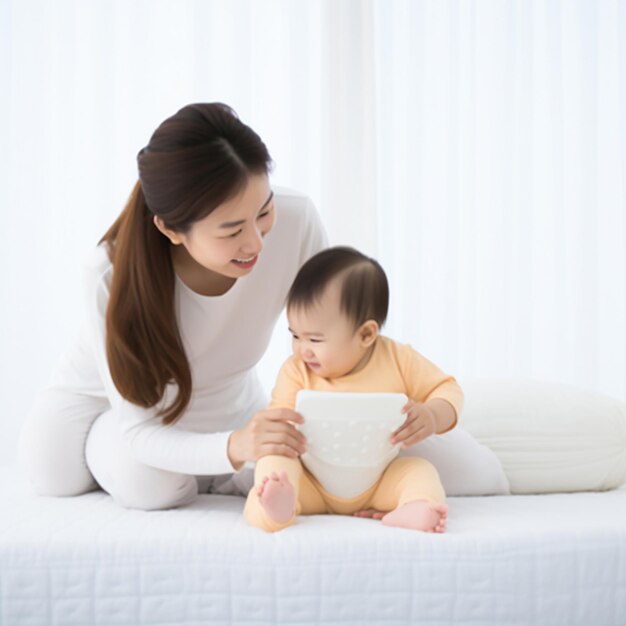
[{"x1": 1, "y1": 465, "x2": 625, "y2": 626}]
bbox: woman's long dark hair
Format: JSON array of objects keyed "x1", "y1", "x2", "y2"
[{"x1": 100, "y1": 103, "x2": 272, "y2": 425}]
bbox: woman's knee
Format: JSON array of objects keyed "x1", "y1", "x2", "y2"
[
  {"x1": 18, "y1": 389, "x2": 104, "y2": 496},
  {"x1": 85, "y1": 411, "x2": 198, "y2": 511},
  {"x1": 112, "y1": 472, "x2": 199, "y2": 511}
]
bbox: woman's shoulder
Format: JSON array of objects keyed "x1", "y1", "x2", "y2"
[
  {"x1": 79, "y1": 244, "x2": 114, "y2": 314},
  {"x1": 273, "y1": 185, "x2": 310, "y2": 205},
  {"x1": 269, "y1": 186, "x2": 327, "y2": 259},
  {"x1": 273, "y1": 186, "x2": 319, "y2": 224},
  {"x1": 82, "y1": 244, "x2": 113, "y2": 286}
]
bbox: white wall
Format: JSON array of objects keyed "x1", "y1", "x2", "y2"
[{"x1": 2, "y1": 0, "x2": 625, "y2": 466}]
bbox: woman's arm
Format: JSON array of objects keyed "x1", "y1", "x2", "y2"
[
  {"x1": 85, "y1": 249, "x2": 246, "y2": 475},
  {"x1": 227, "y1": 356, "x2": 308, "y2": 469},
  {"x1": 389, "y1": 342, "x2": 464, "y2": 447}
]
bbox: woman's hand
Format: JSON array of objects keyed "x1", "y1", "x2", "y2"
[
  {"x1": 389, "y1": 400, "x2": 438, "y2": 449},
  {"x1": 227, "y1": 408, "x2": 307, "y2": 470}
]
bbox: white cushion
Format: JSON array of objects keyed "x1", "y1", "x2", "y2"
[
  {"x1": 399, "y1": 427, "x2": 511, "y2": 496},
  {"x1": 460, "y1": 379, "x2": 626, "y2": 494}
]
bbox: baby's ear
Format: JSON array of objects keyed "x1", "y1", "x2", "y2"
[{"x1": 359, "y1": 320, "x2": 379, "y2": 347}]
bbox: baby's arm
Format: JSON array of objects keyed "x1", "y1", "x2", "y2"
[
  {"x1": 268, "y1": 357, "x2": 307, "y2": 411},
  {"x1": 392, "y1": 344, "x2": 464, "y2": 447},
  {"x1": 424, "y1": 397, "x2": 458, "y2": 434},
  {"x1": 402, "y1": 346, "x2": 463, "y2": 428}
]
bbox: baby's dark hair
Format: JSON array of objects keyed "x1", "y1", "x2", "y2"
[{"x1": 287, "y1": 246, "x2": 389, "y2": 329}]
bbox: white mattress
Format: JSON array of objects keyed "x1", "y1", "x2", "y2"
[{"x1": 1, "y1": 464, "x2": 625, "y2": 626}]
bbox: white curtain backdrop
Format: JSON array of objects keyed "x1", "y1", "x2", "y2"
[{"x1": 1, "y1": 0, "x2": 625, "y2": 464}]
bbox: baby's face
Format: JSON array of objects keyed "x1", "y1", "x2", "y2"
[{"x1": 287, "y1": 280, "x2": 373, "y2": 379}]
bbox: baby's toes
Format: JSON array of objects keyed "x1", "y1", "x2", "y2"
[{"x1": 256, "y1": 476, "x2": 270, "y2": 496}]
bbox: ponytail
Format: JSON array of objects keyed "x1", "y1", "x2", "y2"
[
  {"x1": 100, "y1": 182, "x2": 191, "y2": 425},
  {"x1": 98, "y1": 102, "x2": 272, "y2": 426}
]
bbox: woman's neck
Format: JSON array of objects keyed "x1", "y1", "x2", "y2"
[{"x1": 171, "y1": 245, "x2": 235, "y2": 297}]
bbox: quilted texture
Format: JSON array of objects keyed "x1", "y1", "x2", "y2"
[{"x1": 2, "y1": 466, "x2": 626, "y2": 626}]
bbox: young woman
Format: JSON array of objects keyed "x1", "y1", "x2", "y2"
[{"x1": 18, "y1": 103, "x2": 326, "y2": 510}]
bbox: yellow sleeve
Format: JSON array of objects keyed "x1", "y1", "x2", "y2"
[
  {"x1": 398, "y1": 344, "x2": 464, "y2": 433},
  {"x1": 268, "y1": 357, "x2": 307, "y2": 410}
]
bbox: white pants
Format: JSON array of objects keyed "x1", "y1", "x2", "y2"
[{"x1": 18, "y1": 388, "x2": 253, "y2": 510}]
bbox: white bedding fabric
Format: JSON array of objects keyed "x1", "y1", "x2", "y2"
[{"x1": 1, "y1": 464, "x2": 625, "y2": 626}]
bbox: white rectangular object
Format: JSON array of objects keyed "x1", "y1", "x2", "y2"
[{"x1": 294, "y1": 391, "x2": 407, "y2": 498}]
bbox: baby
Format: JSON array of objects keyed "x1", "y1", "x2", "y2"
[{"x1": 244, "y1": 246, "x2": 464, "y2": 532}]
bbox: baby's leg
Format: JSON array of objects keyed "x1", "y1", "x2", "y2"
[
  {"x1": 244, "y1": 456, "x2": 303, "y2": 532},
  {"x1": 368, "y1": 457, "x2": 448, "y2": 533}
]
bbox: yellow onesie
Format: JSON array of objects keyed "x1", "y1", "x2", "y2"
[{"x1": 244, "y1": 336, "x2": 464, "y2": 531}]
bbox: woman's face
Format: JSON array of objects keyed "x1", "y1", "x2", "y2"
[{"x1": 158, "y1": 173, "x2": 276, "y2": 284}]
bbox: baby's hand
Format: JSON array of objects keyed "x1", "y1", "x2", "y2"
[{"x1": 390, "y1": 400, "x2": 437, "y2": 449}]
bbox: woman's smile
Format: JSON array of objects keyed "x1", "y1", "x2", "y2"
[{"x1": 231, "y1": 254, "x2": 259, "y2": 269}]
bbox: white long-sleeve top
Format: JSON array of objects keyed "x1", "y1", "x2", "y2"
[{"x1": 46, "y1": 188, "x2": 327, "y2": 476}]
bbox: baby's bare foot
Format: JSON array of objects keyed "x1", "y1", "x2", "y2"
[
  {"x1": 382, "y1": 500, "x2": 448, "y2": 533},
  {"x1": 257, "y1": 471, "x2": 295, "y2": 523}
]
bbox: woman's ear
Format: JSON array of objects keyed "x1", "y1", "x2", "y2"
[
  {"x1": 358, "y1": 320, "x2": 379, "y2": 347},
  {"x1": 153, "y1": 215, "x2": 184, "y2": 245}
]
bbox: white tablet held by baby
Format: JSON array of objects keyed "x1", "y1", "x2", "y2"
[{"x1": 294, "y1": 390, "x2": 408, "y2": 498}]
